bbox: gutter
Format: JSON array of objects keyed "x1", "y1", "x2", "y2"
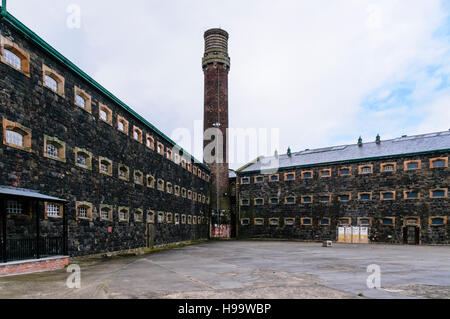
[{"x1": 0, "y1": 10, "x2": 210, "y2": 172}]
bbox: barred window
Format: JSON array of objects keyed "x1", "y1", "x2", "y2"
[
  {"x1": 77, "y1": 153, "x2": 87, "y2": 166},
  {"x1": 4, "y1": 49, "x2": 21, "y2": 69},
  {"x1": 6, "y1": 129, "x2": 24, "y2": 147},
  {"x1": 44, "y1": 74, "x2": 58, "y2": 92},
  {"x1": 46, "y1": 143, "x2": 59, "y2": 158},
  {"x1": 100, "y1": 207, "x2": 110, "y2": 220},
  {"x1": 75, "y1": 94, "x2": 86, "y2": 108},
  {"x1": 46, "y1": 203, "x2": 60, "y2": 217},
  {"x1": 7, "y1": 200, "x2": 23, "y2": 215},
  {"x1": 382, "y1": 164, "x2": 394, "y2": 172},
  {"x1": 119, "y1": 209, "x2": 128, "y2": 221},
  {"x1": 78, "y1": 206, "x2": 87, "y2": 218},
  {"x1": 100, "y1": 109, "x2": 108, "y2": 121}
]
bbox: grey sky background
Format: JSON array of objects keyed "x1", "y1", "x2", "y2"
[{"x1": 6, "y1": 0, "x2": 450, "y2": 169}]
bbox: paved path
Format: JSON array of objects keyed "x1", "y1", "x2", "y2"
[{"x1": 0, "y1": 241, "x2": 449, "y2": 299}]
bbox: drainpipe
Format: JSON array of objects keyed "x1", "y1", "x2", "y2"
[{"x1": 1, "y1": 0, "x2": 6, "y2": 16}]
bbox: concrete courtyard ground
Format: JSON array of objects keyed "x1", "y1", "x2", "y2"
[{"x1": 0, "y1": 241, "x2": 449, "y2": 299}]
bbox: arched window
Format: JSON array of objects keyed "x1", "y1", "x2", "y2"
[
  {"x1": 1, "y1": 37, "x2": 30, "y2": 76},
  {"x1": 6, "y1": 129, "x2": 24, "y2": 147},
  {"x1": 3, "y1": 119, "x2": 32, "y2": 151},
  {"x1": 100, "y1": 205, "x2": 112, "y2": 221},
  {"x1": 3, "y1": 48, "x2": 21, "y2": 69},
  {"x1": 118, "y1": 164, "x2": 130, "y2": 181},
  {"x1": 147, "y1": 210, "x2": 155, "y2": 224}
]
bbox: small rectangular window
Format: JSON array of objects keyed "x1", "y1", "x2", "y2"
[
  {"x1": 359, "y1": 193, "x2": 372, "y2": 201},
  {"x1": 269, "y1": 174, "x2": 279, "y2": 182},
  {"x1": 359, "y1": 165, "x2": 373, "y2": 175},
  {"x1": 430, "y1": 189, "x2": 447, "y2": 198},
  {"x1": 339, "y1": 168, "x2": 351, "y2": 176},
  {"x1": 241, "y1": 177, "x2": 250, "y2": 184},
  {"x1": 302, "y1": 171, "x2": 313, "y2": 179},
  {"x1": 284, "y1": 172, "x2": 295, "y2": 181},
  {"x1": 381, "y1": 191, "x2": 395, "y2": 201},
  {"x1": 404, "y1": 160, "x2": 421, "y2": 171},
  {"x1": 430, "y1": 157, "x2": 448, "y2": 168},
  {"x1": 301, "y1": 195, "x2": 313, "y2": 204},
  {"x1": 319, "y1": 169, "x2": 331, "y2": 178}
]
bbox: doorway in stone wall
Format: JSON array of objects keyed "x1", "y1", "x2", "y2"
[
  {"x1": 403, "y1": 226, "x2": 420, "y2": 245},
  {"x1": 147, "y1": 224, "x2": 155, "y2": 249}
]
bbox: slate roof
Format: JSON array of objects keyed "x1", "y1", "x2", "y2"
[
  {"x1": 239, "y1": 130, "x2": 450, "y2": 173},
  {"x1": 229, "y1": 169, "x2": 237, "y2": 178},
  {"x1": 0, "y1": 186, "x2": 68, "y2": 202}
]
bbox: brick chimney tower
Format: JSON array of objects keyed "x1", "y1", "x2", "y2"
[{"x1": 202, "y1": 28, "x2": 231, "y2": 234}]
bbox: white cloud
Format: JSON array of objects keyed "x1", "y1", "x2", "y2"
[{"x1": 6, "y1": 0, "x2": 450, "y2": 168}]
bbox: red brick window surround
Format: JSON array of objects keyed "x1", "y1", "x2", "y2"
[
  {"x1": 76, "y1": 202, "x2": 93, "y2": 221},
  {"x1": 45, "y1": 202, "x2": 63, "y2": 219},
  {"x1": 428, "y1": 216, "x2": 447, "y2": 226},
  {"x1": 430, "y1": 157, "x2": 448, "y2": 168},
  {"x1": 254, "y1": 176, "x2": 264, "y2": 183},
  {"x1": 284, "y1": 218, "x2": 295, "y2": 226},
  {"x1": 1, "y1": 35, "x2": 31, "y2": 77},
  {"x1": 269, "y1": 218, "x2": 279, "y2": 226},
  {"x1": 166, "y1": 148, "x2": 173, "y2": 161},
  {"x1": 134, "y1": 209, "x2": 143, "y2": 223},
  {"x1": 117, "y1": 115, "x2": 129, "y2": 135},
  {"x1": 156, "y1": 142, "x2": 164, "y2": 156},
  {"x1": 240, "y1": 198, "x2": 250, "y2": 206},
  {"x1": 301, "y1": 218, "x2": 313, "y2": 226},
  {"x1": 147, "y1": 174, "x2": 156, "y2": 188},
  {"x1": 134, "y1": 170, "x2": 144, "y2": 185},
  {"x1": 301, "y1": 195, "x2": 313, "y2": 204},
  {"x1": 118, "y1": 207, "x2": 130, "y2": 222},
  {"x1": 319, "y1": 169, "x2": 332, "y2": 178},
  {"x1": 319, "y1": 194, "x2": 332, "y2": 203},
  {"x1": 358, "y1": 192, "x2": 372, "y2": 201},
  {"x1": 132, "y1": 126, "x2": 143, "y2": 143},
  {"x1": 99, "y1": 157, "x2": 113, "y2": 176},
  {"x1": 404, "y1": 160, "x2": 421, "y2": 171},
  {"x1": 146, "y1": 135, "x2": 155, "y2": 150},
  {"x1": 98, "y1": 103, "x2": 113, "y2": 126},
  {"x1": 380, "y1": 162, "x2": 397, "y2": 173},
  {"x1": 157, "y1": 179, "x2": 165, "y2": 191},
  {"x1": 285, "y1": 196, "x2": 296, "y2": 205},
  {"x1": 404, "y1": 190, "x2": 420, "y2": 200},
  {"x1": 158, "y1": 212, "x2": 165, "y2": 224},
  {"x1": 75, "y1": 147, "x2": 93, "y2": 170},
  {"x1": 338, "y1": 167, "x2": 351, "y2": 176},
  {"x1": 118, "y1": 164, "x2": 130, "y2": 181},
  {"x1": 254, "y1": 218, "x2": 264, "y2": 226},
  {"x1": 44, "y1": 135, "x2": 66, "y2": 163},
  {"x1": 380, "y1": 191, "x2": 396, "y2": 201},
  {"x1": 338, "y1": 193, "x2": 351, "y2": 202},
  {"x1": 254, "y1": 198, "x2": 264, "y2": 206},
  {"x1": 430, "y1": 188, "x2": 448, "y2": 199},
  {"x1": 74, "y1": 86, "x2": 92, "y2": 113},
  {"x1": 284, "y1": 172, "x2": 296, "y2": 181},
  {"x1": 2, "y1": 118, "x2": 32, "y2": 152},
  {"x1": 301, "y1": 170, "x2": 313, "y2": 179},
  {"x1": 42, "y1": 64, "x2": 65, "y2": 97},
  {"x1": 358, "y1": 164, "x2": 373, "y2": 175},
  {"x1": 99, "y1": 205, "x2": 113, "y2": 221}
]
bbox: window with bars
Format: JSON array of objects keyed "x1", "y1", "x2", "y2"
[
  {"x1": 119, "y1": 209, "x2": 129, "y2": 221},
  {"x1": 46, "y1": 143, "x2": 59, "y2": 158},
  {"x1": 100, "y1": 207, "x2": 111, "y2": 220},
  {"x1": 382, "y1": 164, "x2": 394, "y2": 172},
  {"x1": 6, "y1": 200, "x2": 24, "y2": 215},
  {"x1": 44, "y1": 74, "x2": 58, "y2": 92},
  {"x1": 75, "y1": 94, "x2": 86, "y2": 108},
  {"x1": 4, "y1": 49, "x2": 21, "y2": 69},
  {"x1": 46, "y1": 203, "x2": 60, "y2": 218},
  {"x1": 77, "y1": 153, "x2": 87, "y2": 166},
  {"x1": 6, "y1": 129, "x2": 24, "y2": 147},
  {"x1": 78, "y1": 206, "x2": 88, "y2": 218}
]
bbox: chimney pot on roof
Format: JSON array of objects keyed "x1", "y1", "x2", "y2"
[
  {"x1": 376, "y1": 134, "x2": 381, "y2": 144},
  {"x1": 287, "y1": 147, "x2": 292, "y2": 157},
  {"x1": 274, "y1": 150, "x2": 278, "y2": 158},
  {"x1": 358, "y1": 136, "x2": 363, "y2": 147}
]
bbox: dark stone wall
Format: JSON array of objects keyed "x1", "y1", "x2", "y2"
[
  {"x1": 0, "y1": 21, "x2": 211, "y2": 256},
  {"x1": 236, "y1": 152, "x2": 449, "y2": 244}
]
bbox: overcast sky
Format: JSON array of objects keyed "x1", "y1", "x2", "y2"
[{"x1": 6, "y1": 0, "x2": 450, "y2": 168}]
